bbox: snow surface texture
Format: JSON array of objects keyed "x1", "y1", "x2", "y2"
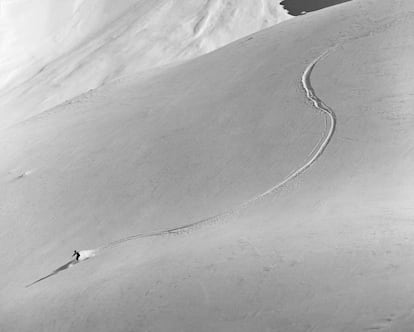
[
  {"x1": 1, "y1": 0, "x2": 414, "y2": 331},
  {"x1": 24, "y1": 46, "x2": 336, "y2": 271},
  {"x1": 0, "y1": 0, "x2": 291, "y2": 129}
]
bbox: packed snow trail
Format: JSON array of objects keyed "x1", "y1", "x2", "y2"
[
  {"x1": 100, "y1": 48, "x2": 338, "y2": 249},
  {"x1": 27, "y1": 49, "x2": 337, "y2": 286}
]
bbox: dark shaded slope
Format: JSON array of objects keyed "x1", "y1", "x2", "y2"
[{"x1": 281, "y1": 0, "x2": 352, "y2": 15}]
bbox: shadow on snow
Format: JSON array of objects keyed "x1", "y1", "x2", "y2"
[{"x1": 26, "y1": 259, "x2": 79, "y2": 288}]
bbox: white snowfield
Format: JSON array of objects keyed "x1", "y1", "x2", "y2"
[
  {"x1": 94, "y1": 47, "x2": 337, "y2": 247},
  {"x1": 0, "y1": 0, "x2": 291, "y2": 130},
  {"x1": 1, "y1": 0, "x2": 414, "y2": 331}
]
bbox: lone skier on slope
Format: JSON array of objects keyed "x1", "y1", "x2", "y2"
[{"x1": 72, "y1": 250, "x2": 80, "y2": 261}]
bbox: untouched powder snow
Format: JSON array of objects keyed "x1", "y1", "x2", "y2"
[
  {"x1": 69, "y1": 48, "x2": 338, "y2": 252},
  {"x1": 25, "y1": 48, "x2": 337, "y2": 261},
  {"x1": 0, "y1": 0, "x2": 291, "y2": 129},
  {"x1": 0, "y1": 0, "x2": 139, "y2": 91}
]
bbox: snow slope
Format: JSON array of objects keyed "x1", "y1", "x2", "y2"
[
  {"x1": 0, "y1": 0, "x2": 139, "y2": 90},
  {"x1": 0, "y1": 0, "x2": 291, "y2": 129},
  {"x1": 1, "y1": 0, "x2": 414, "y2": 331}
]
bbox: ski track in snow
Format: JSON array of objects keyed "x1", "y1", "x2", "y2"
[
  {"x1": 99, "y1": 47, "x2": 338, "y2": 250},
  {"x1": 27, "y1": 48, "x2": 337, "y2": 286}
]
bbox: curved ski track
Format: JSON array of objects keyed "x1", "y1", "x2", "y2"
[
  {"x1": 27, "y1": 49, "x2": 338, "y2": 286},
  {"x1": 100, "y1": 48, "x2": 337, "y2": 250}
]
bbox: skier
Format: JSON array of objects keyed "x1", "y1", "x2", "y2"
[{"x1": 72, "y1": 250, "x2": 80, "y2": 261}]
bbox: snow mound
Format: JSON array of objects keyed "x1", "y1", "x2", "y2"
[{"x1": 77, "y1": 250, "x2": 97, "y2": 261}]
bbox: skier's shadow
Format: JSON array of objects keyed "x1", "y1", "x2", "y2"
[{"x1": 26, "y1": 259, "x2": 79, "y2": 288}]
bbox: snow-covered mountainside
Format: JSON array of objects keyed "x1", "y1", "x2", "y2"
[
  {"x1": 0, "y1": 0, "x2": 291, "y2": 129},
  {"x1": 1, "y1": 0, "x2": 414, "y2": 331}
]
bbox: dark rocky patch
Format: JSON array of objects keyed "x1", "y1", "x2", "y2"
[{"x1": 280, "y1": 0, "x2": 352, "y2": 16}]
